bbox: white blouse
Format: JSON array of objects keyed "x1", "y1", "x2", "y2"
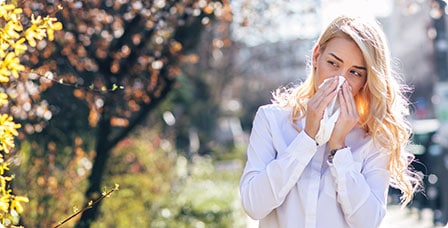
[{"x1": 240, "y1": 104, "x2": 391, "y2": 228}]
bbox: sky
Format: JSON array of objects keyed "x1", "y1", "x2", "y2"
[{"x1": 231, "y1": 0, "x2": 394, "y2": 46}]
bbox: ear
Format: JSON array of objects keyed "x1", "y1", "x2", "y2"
[{"x1": 312, "y1": 45, "x2": 320, "y2": 68}]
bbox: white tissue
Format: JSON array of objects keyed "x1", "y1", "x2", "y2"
[{"x1": 315, "y1": 76, "x2": 345, "y2": 145}]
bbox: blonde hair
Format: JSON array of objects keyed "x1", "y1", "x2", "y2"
[{"x1": 273, "y1": 15, "x2": 421, "y2": 206}]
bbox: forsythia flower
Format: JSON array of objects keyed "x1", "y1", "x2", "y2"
[
  {"x1": 45, "y1": 17, "x2": 63, "y2": 41},
  {"x1": 12, "y1": 38, "x2": 27, "y2": 56},
  {"x1": 0, "y1": 195, "x2": 9, "y2": 214},
  {"x1": 0, "y1": 93, "x2": 7, "y2": 106},
  {"x1": 0, "y1": 52, "x2": 25, "y2": 81},
  {"x1": 0, "y1": 5, "x2": 24, "y2": 59},
  {"x1": 3, "y1": 20, "x2": 21, "y2": 40},
  {"x1": 0, "y1": 2, "x2": 61, "y2": 224},
  {"x1": 11, "y1": 196, "x2": 29, "y2": 214},
  {"x1": 24, "y1": 15, "x2": 46, "y2": 47},
  {"x1": 0, "y1": 4, "x2": 21, "y2": 21},
  {"x1": 25, "y1": 14, "x2": 63, "y2": 47},
  {"x1": 0, "y1": 162, "x2": 8, "y2": 176},
  {"x1": 0, "y1": 114, "x2": 21, "y2": 153}
]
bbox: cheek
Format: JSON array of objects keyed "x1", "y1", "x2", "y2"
[
  {"x1": 315, "y1": 67, "x2": 334, "y2": 86},
  {"x1": 347, "y1": 81, "x2": 366, "y2": 96},
  {"x1": 313, "y1": 69, "x2": 325, "y2": 88}
]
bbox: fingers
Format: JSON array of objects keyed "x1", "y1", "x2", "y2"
[
  {"x1": 305, "y1": 77, "x2": 339, "y2": 139},
  {"x1": 338, "y1": 82, "x2": 359, "y2": 121},
  {"x1": 329, "y1": 83, "x2": 358, "y2": 146},
  {"x1": 317, "y1": 77, "x2": 339, "y2": 96},
  {"x1": 313, "y1": 77, "x2": 339, "y2": 108}
]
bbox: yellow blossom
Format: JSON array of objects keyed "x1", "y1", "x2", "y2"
[
  {"x1": 24, "y1": 14, "x2": 63, "y2": 46},
  {"x1": 25, "y1": 15, "x2": 44, "y2": 47},
  {"x1": 0, "y1": 52, "x2": 25, "y2": 81},
  {"x1": 0, "y1": 196, "x2": 9, "y2": 213},
  {"x1": 45, "y1": 17, "x2": 63, "y2": 41},
  {"x1": 0, "y1": 5, "x2": 22, "y2": 35},
  {"x1": 12, "y1": 38, "x2": 27, "y2": 55},
  {"x1": 0, "y1": 42, "x2": 9, "y2": 58},
  {"x1": 3, "y1": 21, "x2": 21, "y2": 40},
  {"x1": 0, "y1": 2, "x2": 61, "y2": 223},
  {"x1": 11, "y1": 196, "x2": 29, "y2": 214},
  {"x1": 0, "y1": 162, "x2": 9, "y2": 175},
  {"x1": 0, "y1": 4, "x2": 16, "y2": 20},
  {"x1": 0, "y1": 93, "x2": 8, "y2": 106},
  {"x1": 0, "y1": 114, "x2": 21, "y2": 153},
  {"x1": 0, "y1": 68, "x2": 9, "y2": 82}
]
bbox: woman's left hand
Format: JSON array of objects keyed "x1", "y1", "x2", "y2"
[{"x1": 328, "y1": 81, "x2": 359, "y2": 150}]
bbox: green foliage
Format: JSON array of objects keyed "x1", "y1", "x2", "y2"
[
  {"x1": 13, "y1": 140, "x2": 89, "y2": 227},
  {"x1": 157, "y1": 74, "x2": 221, "y2": 157},
  {"x1": 87, "y1": 128, "x2": 247, "y2": 227},
  {"x1": 162, "y1": 157, "x2": 246, "y2": 228},
  {"x1": 209, "y1": 142, "x2": 247, "y2": 162},
  {"x1": 55, "y1": 184, "x2": 119, "y2": 228}
]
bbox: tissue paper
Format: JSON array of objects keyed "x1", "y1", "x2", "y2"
[{"x1": 315, "y1": 76, "x2": 345, "y2": 145}]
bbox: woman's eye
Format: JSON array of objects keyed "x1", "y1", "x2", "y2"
[
  {"x1": 327, "y1": 60, "x2": 337, "y2": 66},
  {"x1": 350, "y1": 70, "x2": 362, "y2": 77}
]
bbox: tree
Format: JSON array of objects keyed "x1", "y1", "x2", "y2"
[
  {"x1": 160, "y1": 13, "x2": 237, "y2": 159},
  {"x1": 11, "y1": 0, "x2": 231, "y2": 226}
]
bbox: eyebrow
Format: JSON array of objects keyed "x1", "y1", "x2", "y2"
[{"x1": 330, "y1": 53, "x2": 367, "y2": 71}]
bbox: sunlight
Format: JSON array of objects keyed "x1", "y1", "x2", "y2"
[
  {"x1": 320, "y1": 0, "x2": 393, "y2": 28},
  {"x1": 230, "y1": 0, "x2": 393, "y2": 46}
]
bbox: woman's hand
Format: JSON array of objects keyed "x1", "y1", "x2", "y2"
[
  {"x1": 328, "y1": 81, "x2": 359, "y2": 150},
  {"x1": 304, "y1": 77, "x2": 339, "y2": 140}
]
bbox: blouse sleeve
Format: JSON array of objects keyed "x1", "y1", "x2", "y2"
[
  {"x1": 239, "y1": 106, "x2": 317, "y2": 220},
  {"x1": 328, "y1": 146, "x2": 390, "y2": 228}
]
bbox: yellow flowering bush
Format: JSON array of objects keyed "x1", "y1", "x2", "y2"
[{"x1": 0, "y1": 1, "x2": 62, "y2": 226}]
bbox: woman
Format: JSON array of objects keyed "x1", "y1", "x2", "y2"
[{"x1": 239, "y1": 15, "x2": 421, "y2": 228}]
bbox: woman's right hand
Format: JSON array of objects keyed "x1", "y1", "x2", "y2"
[{"x1": 304, "y1": 76, "x2": 339, "y2": 140}]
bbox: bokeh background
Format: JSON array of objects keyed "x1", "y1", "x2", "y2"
[{"x1": 3, "y1": 0, "x2": 448, "y2": 227}]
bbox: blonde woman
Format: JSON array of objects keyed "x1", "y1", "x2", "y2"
[{"x1": 239, "y1": 15, "x2": 421, "y2": 228}]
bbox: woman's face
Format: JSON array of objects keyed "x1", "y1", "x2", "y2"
[{"x1": 312, "y1": 36, "x2": 367, "y2": 96}]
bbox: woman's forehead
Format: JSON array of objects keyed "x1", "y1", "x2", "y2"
[{"x1": 322, "y1": 37, "x2": 366, "y2": 65}]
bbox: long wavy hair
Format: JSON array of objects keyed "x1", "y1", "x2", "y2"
[{"x1": 272, "y1": 15, "x2": 421, "y2": 206}]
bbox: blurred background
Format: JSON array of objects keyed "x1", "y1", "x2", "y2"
[{"x1": 4, "y1": 0, "x2": 448, "y2": 227}]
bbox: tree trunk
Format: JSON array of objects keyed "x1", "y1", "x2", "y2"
[
  {"x1": 75, "y1": 97, "x2": 113, "y2": 227},
  {"x1": 74, "y1": 77, "x2": 175, "y2": 227},
  {"x1": 73, "y1": 7, "x2": 208, "y2": 225}
]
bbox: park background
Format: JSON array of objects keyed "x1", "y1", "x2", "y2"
[{"x1": 2, "y1": 0, "x2": 448, "y2": 227}]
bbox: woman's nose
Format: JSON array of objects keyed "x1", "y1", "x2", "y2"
[
  {"x1": 335, "y1": 75, "x2": 346, "y2": 87},
  {"x1": 335, "y1": 74, "x2": 350, "y2": 87},
  {"x1": 337, "y1": 71, "x2": 349, "y2": 79}
]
